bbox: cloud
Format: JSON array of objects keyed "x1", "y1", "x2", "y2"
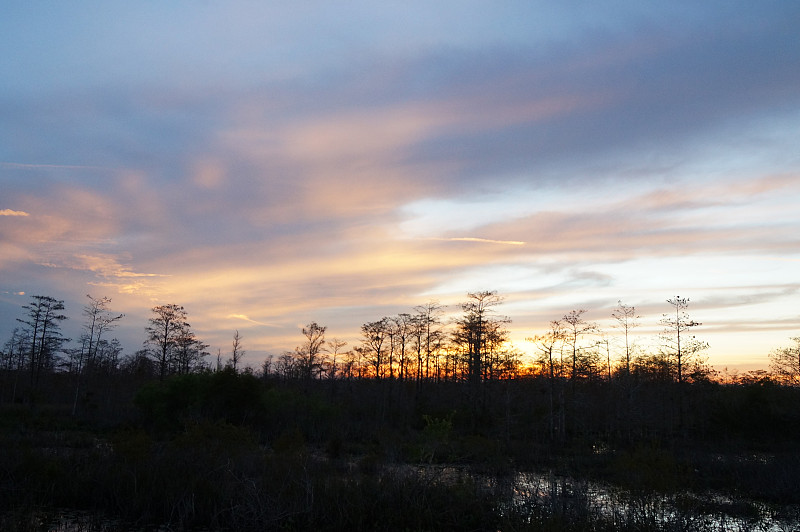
[
  {"x1": 72, "y1": 254, "x2": 164, "y2": 279},
  {"x1": 431, "y1": 237, "x2": 525, "y2": 246},
  {"x1": 0, "y1": 162, "x2": 115, "y2": 171},
  {"x1": 38, "y1": 253, "x2": 168, "y2": 296},
  {"x1": 0, "y1": 209, "x2": 29, "y2": 216},
  {"x1": 1, "y1": 4, "x2": 798, "y2": 369},
  {"x1": 226, "y1": 314, "x2": 279, "y2": 327}
]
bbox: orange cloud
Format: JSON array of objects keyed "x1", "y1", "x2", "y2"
[{"x1": 0, "y1": 209, "x2": 29, "y2": 216}]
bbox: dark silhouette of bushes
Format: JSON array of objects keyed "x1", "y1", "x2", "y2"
[
  {"x1": 3, "y1": 371, "x2": 800, "y2": 530},
  {"x1": 134, "y1": 368, "x2": 267, "y2": 434}
]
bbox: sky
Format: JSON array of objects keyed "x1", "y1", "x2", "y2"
[{"x1": 1, "y1": 2, "x2": 799, "y2": 372}]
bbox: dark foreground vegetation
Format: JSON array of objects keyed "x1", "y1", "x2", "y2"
[
  {"x1": 3, "y1": 292, "x2": 800, "y2": 529},
  {"x1": 2, "y1": 368, "x2": 800, "y2": 531}
]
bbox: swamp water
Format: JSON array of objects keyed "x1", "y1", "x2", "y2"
[
  {"x1": 505, "y1": 470, "x2": 800, "y2": 532},
  {"x1": 8, "y1": 467, "x2": 800, "y2": 531}
]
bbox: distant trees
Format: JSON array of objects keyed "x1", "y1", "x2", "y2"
[
  {"x1": 293, "y1": 322, "x2": 326, "y2": 379},
  {"x1": 144, "y1": 304, "x2": 207, "y2": 380},
  {"x1": 359, "y1": 318, "x2": 388, "y2": 379},
  {"x1": 71, "y1": 295, "x2": 124, "y2": 415},
  {"x1": 529, "y1": 320, "x2": 567, "y2": 440},
  {"x1": 561, "y1": 309, "x2": 598, "y2": 382},
  {"x1": 388, "y1": 313, "x2": 413, "y2": 381},
  {"x1": 347, "y1": 294, "x2": 519, "y2": 384},
  {"x1": 1, "y1": 328, "x2": 28, "y2": 402},
  {"x1": 453, "y1": 291, "x2": 509, "y2": 386},
  {"x1": 228, "y1": 330, "x2": 244, "y2": 373},
  {"x1": 659, "y1": 296, "x2": 708, "y2": 384},
  {"x1": 769, "y1": 336, "x2": 800, "y2": 385},
  {"x1": 326, "y1": 338, "x2": 347, "y2": 379},
  {"x1": 80, "y1": 295, "x2": 124, "y2": 372},
  {"x1": 351, "y1": 303, "x2": 448, "y2": 383},
  {"x1": 412, "y1": 301, "x2": 445, "y2": 382},
  {"x1": 5, "y1": 290, "x2": 800, "y2": 400},
  {"x1": 611, "y1": 300, "x2": 639, "y2": 376},
  {"x1": 174, "y1": 328, "x2": 209, "y2": 375},
  {"x1": 17, "y1": 295, "x2": 69, "y2": 391},
  {"x1": 145, "y1": 304, "x2": 187, "y2": 380}
]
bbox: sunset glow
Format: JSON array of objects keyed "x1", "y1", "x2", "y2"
[{"x1": 2, "y1": 3, "x2": 799, "y2": 372}]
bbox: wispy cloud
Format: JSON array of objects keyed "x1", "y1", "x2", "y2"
[
  {"x1": 226, "y1": 314, "x2": 279, "y2": 327},
  {"x1": 1, "y1": 162, "x2": 115, "y2": 171},
  {"x1": 431, "y1": 237, "x2": 525, "y2": 246},
  {"x1": 72, "y1": 254, "x2": 165, "y2": 280}
]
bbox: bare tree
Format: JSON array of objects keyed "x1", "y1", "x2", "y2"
[
  {"x1": 229, "y1": 330, "x2": 245, "y2": 373},
  {"x1": 412, "y1": 301, "x2": 445, "y2": 381},
  {"x1": 529, "y1": 320, "x2": 566, "y2": 440},
  {"x1": 660, "y1": 296, "x2": 707, "y2": 384},
  {"x1": 611, "y1": 300, "x2": 639, "y2": 377},
  {"x1": 561, "y1": 309, "x2": 597, "y2": 382},
  {"x1": 327, "y1": 338, "x2": 347, "y2": 380},
  {"x1": 72, "y1": 295, "x2": 124, "y2": 415},
  {"x1": 529, "y1": 320, "x2": 564, "y2": 379},
  {"x1": 294, "y1": 322, "x2": 326, "y2": 379},
  {"x1": 1, "y1": 328, "x2": 28, "y2": 403},
  {"x1": 454, "y1": 291, "x2": 504, "y2": 386},
  {"x1": 260, "y1": 355, "x2": 274, "y2": 378},
  {"x1": 480, "y1": 316, "x2": 513, "y2": 380},
  {"x1": 119, "y1": 349, "x2": 155, "y2": 379},
  {"x1": 769, "y1": 336, "x2": 800, "y2": 385},
  {"x1": 276, "y1": 352, "x2": 297, "y2": 380},
  {"x1": 360, "y1": 318, "x2": 388, "y2": 379},
  {"x1": 82, "y1": 295, "x2": 124, "y2": 370},
  {"x1": 17, "y1": 295, "x2": 68, "y2": 391},
  {"x1": 145, "y1": 304, "x2": 189, "y2": 381},
  {"x1": 389, "y1": 313, "x2": 413, "y2": 381},
  {"x1": 174, "y1": 329, "x2": 209, "y2": 374},
  {"x1": 596, "y1": 334, "x2": 612, "y2": 381}
]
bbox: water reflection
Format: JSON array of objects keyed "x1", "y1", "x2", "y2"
[{"x1": 510, "y1": 471, "x2": 799, "y2": 532}]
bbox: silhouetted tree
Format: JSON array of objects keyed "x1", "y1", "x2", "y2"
[
  {"x1": 481, "y1": 316, "x2": 514, "y2": 380},
  {"x1": 412, "y1": 301, "x2": 446, "y2": 382},
  {"x1": 611, "y1": 300, "x2": 639, "y2": 377},
  {"x1": 145, "y1": 304, "x2": 189, "y2": 381},
  {"x1": 529, "y1": 320, "x2": 566, "y2": 440},
  {"x1": 1, "y1": 328, "x2": 28, "y2": 403},
  {"x1": 228, "y1": 330, "x2": 244, "y2": 373},
  {"x1": 455, "y1": 291, "x2": 504, "y2": 387},
  {"x1": 294, "y1": 322, "x2": 326, "y2": 379},
  {"x1": 276, "y1": 352, "x2": 297, "y2": 380},
  {"x1": 529, "y1": 320, "x2": 565, "y2": 380},
  {"x1": 93, "y1": 338, "x2": 123, "y2": 374},
  {"x1": 389, "y1": 313, "x2": 413, "y2": 381},
  {"x1": 174, "y1": 329, "x2": 209, "y2": 375},
  {"x1": 561, "y1": 309, "x2": 597, "y2": 382},
  {"x1": 72, "y1": 295, "x2": 123, "y2": 415},
  {"x1": 659, "y1": 296, "x2": 707, "y2": 384},
  {"x1": 82, "y1": 295, "x2": 124, "y2": 370},
  {"x1": 119, "y1": 348, "x2": 156, "y2": 378},
  {"x1": 769, "y1": 336, "x2": 800, "y2": 385},
  {"x1": 17, "y1": 295, "x2": 68, "y2": 392},
  {"x1": 326, "y1": 338, "x2": 347, "y2": 379},
  {"x1": 360, "y1": 318, "x2": 388, "y2": 379}
]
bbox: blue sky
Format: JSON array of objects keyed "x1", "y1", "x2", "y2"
[{"x1": 2, "y1": 2, "x2": 799, "y2": 371}]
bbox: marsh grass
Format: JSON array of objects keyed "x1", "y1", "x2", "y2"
[{"x1": 2, "y1": 373, "x2": 800, "y2": 530}]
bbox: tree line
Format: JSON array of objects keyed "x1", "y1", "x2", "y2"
[
  {"x1": 2, "y1": 291, "x2": 799, "y2": 408},
  {"x1": 2, "y1": 292, "x2": 800, "y2": 530}
]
